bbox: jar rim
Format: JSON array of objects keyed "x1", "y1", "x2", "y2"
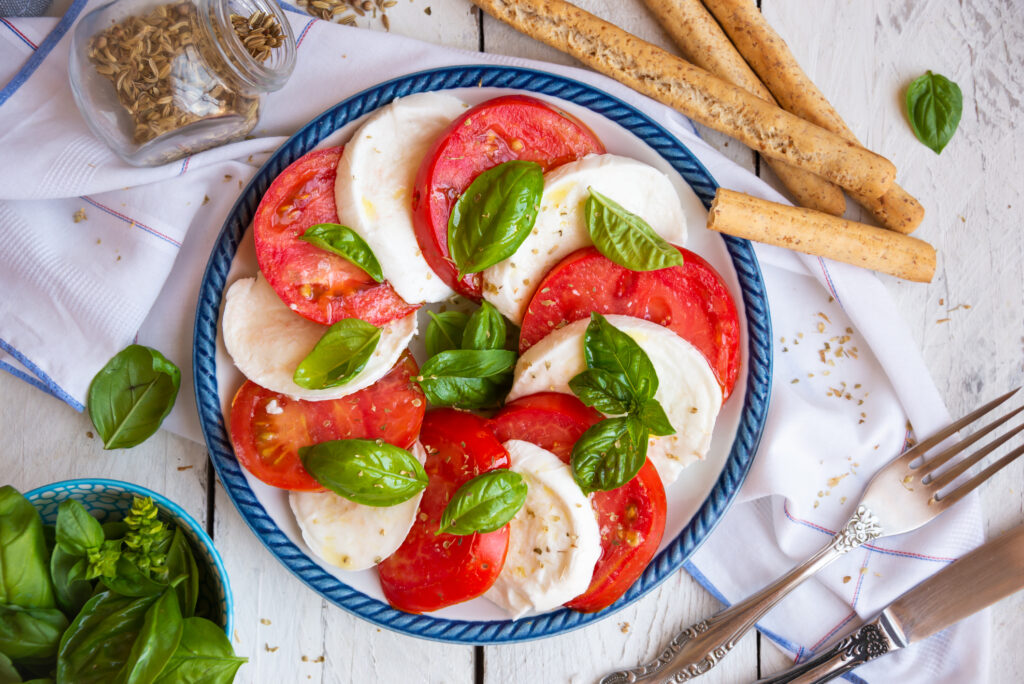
[{"x1": 200, "y1": 0, "x2": 296, "y2": 93}]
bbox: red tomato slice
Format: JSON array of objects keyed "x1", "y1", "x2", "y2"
[
  {"x1": 378, "y1": 409, "x2": 511, "y2": 614},
  {"x1": 228, "y1": 354, "x2": 425, "y2": 491},
  {"x1": 489, "y1": 392, "x2": 667, "y2": 614},
  {"x1": 411, "y1": 95, "x2": 605, "y2": 299},
  {"x1": 254, "y1": 146, "x2": 417, "y2": 327},
  {"x1": 519, "y1": 246, "x2": 741, "y2": 399}
]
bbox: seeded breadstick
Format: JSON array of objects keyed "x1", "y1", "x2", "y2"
[
  {"x1": 707, "y1": 189, "x2": 935, "y2": 282},
  {"x1": 469, "y1": 0, "x2": 896, "y2": 200},
  {"x1": 640, "y1": 0, "x2": 845, "y2": 216},
  {"x1": 701, "y1": 0, "x2": 925, "y2": 233}
]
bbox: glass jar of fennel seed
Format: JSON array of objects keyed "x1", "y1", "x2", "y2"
[{"x1": 69, "y1": 0, "x2": 296, "y2": 166}]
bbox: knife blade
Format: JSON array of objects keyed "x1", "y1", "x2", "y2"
[{"x1": 755, "y1": 522, "x2": 1024, "y2": 684}]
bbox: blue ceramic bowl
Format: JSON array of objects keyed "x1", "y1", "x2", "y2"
[{"x1": 23, "y1": 478, "x2": 233, "y2": 636}]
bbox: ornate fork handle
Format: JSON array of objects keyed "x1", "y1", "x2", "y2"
[{"x1": 599, "y1": 506, "x2": 882, "y2": 684}]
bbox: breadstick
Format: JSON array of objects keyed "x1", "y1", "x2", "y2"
[
  {"x1": 469, "y1": 0, "x2": 896, "y2": 200},
  {"x1": 707, "y1": 189, "x2": 935, "y2": 282},
  {"x1": 701, "y1": 0, "x2": 925, "y2": 233},
  {"x1": 640, "y1": 0, "x2": 845, "y2": 216}
]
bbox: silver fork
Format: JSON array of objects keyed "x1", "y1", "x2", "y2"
[{"x1": 600, "y1": 388, "x2": 1024, "y2": 684}]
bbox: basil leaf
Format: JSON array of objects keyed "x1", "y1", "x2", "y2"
[
  {"x1": 417, "y1": 375, "x2": 511, "y2": 409},
  {"x1": 57, "y1": 591, "x2": 158, "y2": 684},
  {"x1": 300, "y1": 439, "x2": 428, "y2": 507},
  {"x1": 293, "y1": 318, "x2": 380, "y2": 390},
  {"x1": 906, "y1": 71, "x2": 963, "y2": 154},
  {"x1": 50, "y1": 546, "x2": 94, "y2": 616},
  {"x1": 437, "y1": 471, "x2": 527, "y2": 536},
  {"x1": 153, "y1": 617, "x2": 246, "y2": 684},
  {"x1": 117, "y1": 588, "x2": 183, "y2": 684},
  {"x1": 101, "y1": 558, "x2": 166, "y2": 598},
  {"x1": 87, "y1": 345, "x2": 180, "y2": 450},
  {"x1": 0, "y1": 605, "x2": 68, "y2": 662},
  {"x1": 0, "y1": 486, "x2": 56, "y2": 609},
  {"x1": 425, "y1": 311, "x2": 468, "y2": 357},
  {"x1": 585, "y1": 189, "x2": 684, "y2": 271},
  {"x1": 583, "y1": 313, "x2": 658, "y2": 403},
  {"x1": 462, "y1": 301, "x2": 507, "y2": 351},
  {"x1": 571, "y1": 416, "x2": 648, "y2": 494},
  {"x1": 0, "y1": 653, "x2": 19, "y2": 683},
  {"x1": 568, "y1": 368, "x2": 634, "y2": 416},
  {"x1": 639, "y1": 399, "x2": 675, "y2": 437},
  {"x1": 55, "y1": 499, "x2": 104, "y2": 556},
  {"x1": 417, "y1": 350, "x2": 516, "y2": 409},
  {"x1": 163, "y1": 529, "x2": 199, "y2": 618},
  {"x1": 448, "y1": 160, "x2": 544, "y2": 274},
  {"x1": 299, "y1": 223, "x2": 383, "y2": 282}
]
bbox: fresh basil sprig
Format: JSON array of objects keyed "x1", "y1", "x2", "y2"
[
  {"x1": 582, "y1": 311, "x2": 659, "y2": 405},
  {"x1": 436, "y1": 470, "x2": 527, "y2": 536},
  {"x1": 87, "y1": 345, "x2": 181, "y2": 450},
  {"x1": 300, "y1": 223, "x2": 383, "y2": 282},
  {"x1": 905, "y1": 71, "x2": 962, "y2": 155},
  {"x1": 425, "y1": 311, "x2": 469, "y2": 357},
  {"x1": 300, "y1": 439, "x2": 428, "y2": 507},
  {"x1": 448, "y1": 160, "x2": 544, "y2": 274},
  {"x1": 585, "y1": 188, "x2": 684, "y2": 272},
  {"x1": 55, "y1": 500, "x2": 104, "y2": 557},
  {"x1": 293, "y1": 318, "x2": 380, "y2": 390},
  {"x1": 417, "y1": 349, "x2": 516, "y2": 409}
]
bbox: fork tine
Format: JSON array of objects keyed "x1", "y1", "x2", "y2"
[
  {"x1": 936, "y1": 442, "x2": 1024, "y2": 509},
  {"x1": 926, "y1": 421, "x2": 1024, "y2": 492},
  {"x1": 916, "y1": 405, "x2": 1024, "y2": 479},
  {"x1": 897, "y1": 387, "x2": 1020, "y2": 464}
]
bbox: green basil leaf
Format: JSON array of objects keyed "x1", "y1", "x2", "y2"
[
  {"x1": 585, "y1": 188, "x2": 685, "y2": 271},
  {"x1": 639, "y1": 399, "x2": 675, "y2": 437},
  {"x1": 300, "y1": 439, "x2": 428, "y2": 507},
  {"x1": 50, "y1": 546, "x2": 94, "y2": 616},
  {"x1": 0, "y1": 652, "x2": 19, "y2": 683},
  {"x1": 57, "y1": 591, "x2": 158, "y2": 684},
  {"x1": 117, "y1": 588, "x2": 183, "y2": 684},
  {"x1": 163, "y1": 529, "x2": 199, "y2": 618},
  {"x1": 87, "y1": 345, "x2": 180, "y2": 450},
  {"x1": 153, "y1": 617, "x2": 246, "y2": 684},
  {"x1": 0, "y1": 486, "x2": 56, "y2": 609},
  {"x1": 0, "y1": 605, "x2": 68, "y2": 662},
  {"x1": 293, "y1": 318, "x2": 380, "y2": 390},
  {"x1": 299, "y1": 223, "x2": 383, "y2": 282},
  {"x1": 101, "y1": 558, "x2": 166, "y2": 598},
  {"x1": 55, "y1": 499, "x2": 104, "y2": 556},
  {"x1": 437, "y1": 471, "x2": 527, "y2": 536},
  {"x1": 905, "y1": 71, "x2": 963, "y2": 155},
  {"x1": 23, "y1": 679, "x2": 54, "y2": 684},
  {"x1": 462, "y1": 301, "x2": 507, "y2": 351},
  {"x1": 417, "y1": 375, "x2": 511, "y2": 410},
  {"x1": 448, "y1": 160, "x2": 544, "y2": 274},
  {"x1": 583, "y1": 312, "x2": 658, "y2": 403},
  {"x1": 568, "y1": 368, "x2": 635, "y2": 415},
  {"x1": 102, "y1": 521, "x2": 129, "y2": 541},
  {"x1": 571, "y1": 416, "x2": 648, "y2": 494},
  {"x1": 425, "y1": 311, "x2": 469, "y2": 357},
  {"x1": 417, "y1": 350, "x2": 516, "y2": 409}
]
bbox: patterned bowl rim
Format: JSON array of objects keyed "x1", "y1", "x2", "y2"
[
  {"x1": 24, "y1": 477, "x2": 235, "y2": 637},
  {"x1": 193, "y1": 64, "x2": 773, "y2": 644}
]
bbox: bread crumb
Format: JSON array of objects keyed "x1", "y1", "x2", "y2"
[
  {"x1": 73, "y1": 208, "x2": 87, "y2": 222},
  {"x1": 842, "y1": 576, "x2": 851, "y2": 584},
  {"x1": 619, "y1": 622, "x2": 630, "y2": 633},
  {"x1": 265, "y1": 644, "x2": 279, "y2": 652}
]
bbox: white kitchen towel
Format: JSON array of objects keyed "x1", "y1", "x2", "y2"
[{"x1": 0, "y1": 4, "x2": 988, "y2": 682}]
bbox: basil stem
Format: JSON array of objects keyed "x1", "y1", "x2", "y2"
[
  {"x1": 585, "y1": 188, "x2": 684, "y2": 272},
  {"x1": 299, "y1": 223, "x2": 383, "y2": 282},
  {"x1": 905, "y1": 71, "x2": 963, "y2": 155},
  {"x1": 293, "y1": 318, "x2": 380, "y2": 390},
  {"x1": 299, "y1": 439, "x2": 428, "y2": 507},
  {"x1": 436, "y1": 470, "x2": 527, "y2": 536}
]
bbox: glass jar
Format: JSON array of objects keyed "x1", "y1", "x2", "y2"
[{"x1": 69, "y1": 0, "x2": 296, "y2": 166}]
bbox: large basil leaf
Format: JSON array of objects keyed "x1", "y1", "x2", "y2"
[
  {"x1": 57, "y1": 591, "x2": 158, "y2": 684},
  {"x1": 0, "y1": 652, "x2": 19, "y2": 683},
  {"x1": 299, "y1": 223, "x2": 383, "y2": 282},
  {"x1": 583, "y1": 313, "x2": 659, "y2": 403},
  {"x1": 906, "y1": 71, "x2": 962, "y2": 154},
  {"x1": 293, "y1": 318, "x2": 380, "y2": 390},
  {"x1": 300, "y1": 440, "x2": 428, "y2": 507},
  {"x1": 462, "y1": 301, "x2": 507, "y2": 351},
  {"x1": 437, "y1": 471, "x2": 527, "y2": 536},
  {"x1": 163, "y1": 530, "x2": 198, "y2": 618},
  {"x1": 87, "y1": 345, "x2": 181, "y2": 450},
  {"x1": 0, "y1": 486, "x2": 55, "y2": 609},
  {"x1": 0, "y1": 605, "x2": 67, "y2": 662},
  {"x1": 568, "y1": 368, "x2": 634, "y2": 416},
  {"x1": 639, "y1": 398, "x2": 675, "y2": 437},
  {"x1": 585, "y1": 189, "x2": 684, "y2": 272},
  {"x1": 55, "y1": 500, "x2": 103, "y2": 557},
  {"x1": 448, "y1": 160, "x2": 544, "y2": 274},
  {"x1": 424, "y1": 311, "x2": 468, "y2": 357},
  {"x1": 50, "y1": 547, "x2": 93, "y2": 617},
  {"x1": 571, "y1": 416, "x2": 648, "y2": 494},
  {"x1": 417, "y1": 350, "x2": 516, "y2": 409},
  {"x1": 117, "y1": 589, "x2": 183, "y2": 684},
  {"x1": 101, "y1": 558, "x2": 166, "y2": 598},
  {"x1": 153, "y1": 617, "x2": 246, "y2": 684}
]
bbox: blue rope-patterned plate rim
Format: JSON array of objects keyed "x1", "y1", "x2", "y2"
[{"x1": 194, "y1": 65, "x2": 772, "y2": 644}]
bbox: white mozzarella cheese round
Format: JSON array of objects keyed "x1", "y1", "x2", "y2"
[
  {"x1": 289, "y1": 442, "x2": 427, "y2": 571},
  {"x1": 222, "y1": 274, "x2": 416, "y2": 401},
  {"x1": 335, "y1": 92, "x2": 468, "y2": 304},
  {"x1": 482, "y1": 154, "x2": 689, "y2": 324},
  {"x1": 484, "y1": 440, "x2": 601, "y2": 619},
  {"x1": 507, "y1": 315, "x2": 723, "y2": 486}
]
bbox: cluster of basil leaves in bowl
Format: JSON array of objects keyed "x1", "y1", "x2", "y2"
[{"x1": 1, "y1": 479, "x2": 243, "y2": 683}]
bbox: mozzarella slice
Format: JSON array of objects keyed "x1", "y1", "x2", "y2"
[
  {"x1": 222, "y1": 274, "x2": 416, "y2": 401},
  {"x1": 482, "y1": 154, "x2": 689, "y2": 324},
  {"x1": 484, "y1": 440, "x2": 601, "y2": 619},
  {"x1": 507, "y1": 315, "x2": 722, "y2": 486},
  {"x1": 290, "y1": 442, "x2": 427, "y2": 571},
  {"x1": 335, "y1": 92, "x2": 468, "y2": 304}
]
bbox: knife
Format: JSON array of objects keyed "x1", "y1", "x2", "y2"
[{"x1": 755, "y1": 522, "x2": 1024, "y2": 684}]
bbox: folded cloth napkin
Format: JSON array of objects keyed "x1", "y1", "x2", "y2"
[{"x1": 0, "y1": 4, "x2": 988, "y2": 681}]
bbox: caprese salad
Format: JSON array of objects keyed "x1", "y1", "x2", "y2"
[{"x1": 221, "y1": 91, "x2": 740, "y2": 618}]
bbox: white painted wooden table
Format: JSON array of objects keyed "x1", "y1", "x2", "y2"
[{"x1": 6, "y1": 1, "x2": 1024, "y2": 682}]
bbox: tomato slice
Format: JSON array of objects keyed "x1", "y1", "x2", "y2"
[
  {"x1": 378, "y1": 409, "x2": 511, "y2": 613},
  {"x1": 254, "y1": 146, "x2": 417, "y2": 327},
  {"x1": 228, "y1": 354, "x2": 425, "y2": 491},
  {"x1": 489, "y1": 392, "x2": 667, "y2": 613},
  {"x1": 411, "y1": 95, "x2": 605, "y2": 299},
  {"x1": 518, "y1": 246, "x2": 741, "y2": 399}
]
